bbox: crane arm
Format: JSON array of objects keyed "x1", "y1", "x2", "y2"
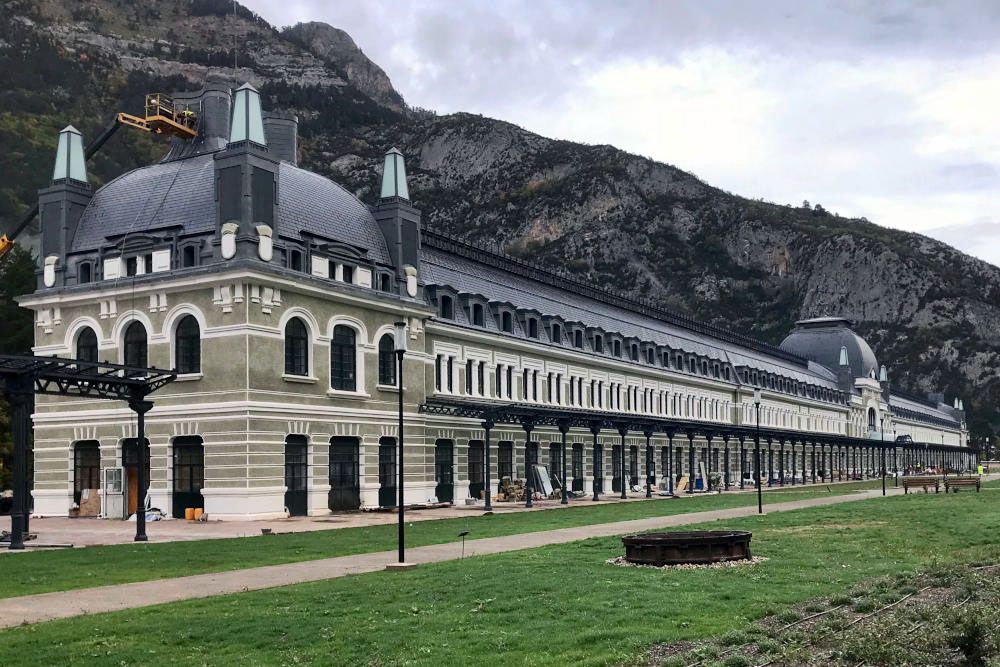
[{"x1": 0, "y1": 116, "x2": 123, "y2": 259}]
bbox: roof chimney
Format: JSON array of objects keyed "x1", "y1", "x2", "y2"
[
  {"x1": 262, "y1": 111, "x2": 298, "y2": 165},
  {"x1": 229, "y1": 82, "x2": 267, "y2": 147}
]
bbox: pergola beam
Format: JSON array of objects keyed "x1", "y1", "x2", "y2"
[{"x1": 0, "y1": 354, "x2": 176, "y2": 550}]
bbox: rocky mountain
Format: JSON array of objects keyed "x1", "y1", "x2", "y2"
[{"x1": 1, "y1": 0, "x2": 998, "y2": 444}]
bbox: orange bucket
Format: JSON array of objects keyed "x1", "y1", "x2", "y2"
[
  {"x1": 184, "y1": 507, "x2": 195, "y2": 520},
  {"x1": 193, "y1": 508, "x2": 204, "y2": 520}
]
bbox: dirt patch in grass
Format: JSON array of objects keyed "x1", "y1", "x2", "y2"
[
  {"x1": 766, "y1": 521, "x2": 888, "y2": 534},
  {"x1": 640, "y1": 563, "x2": 1000, "y2": 666}
]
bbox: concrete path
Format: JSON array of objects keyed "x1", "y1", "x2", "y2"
[
  {"x1": 4, "y1": 477, "x2": 876, "y2": 548},
  {"x1": 0, "y1": 486, "x2": 905, "y2": 629}
]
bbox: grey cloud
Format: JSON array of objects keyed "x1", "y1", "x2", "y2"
[{"x1": 241, "y1": 0, "x2": 1000, "y2": 266}]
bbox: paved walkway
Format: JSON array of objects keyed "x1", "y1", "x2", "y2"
[
  {"x1": 3, "y1": 477, "x2": 885, "y2": 548},
  {"x1": 0, "y1": 486, "x2": 906, "y2": 628}
]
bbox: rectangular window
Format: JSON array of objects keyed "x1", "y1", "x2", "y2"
[
  {"x1": 499, "y1": 442, "x2": 513, "y2": 481},
  {"x1": 447, "y1": 357, "x2": 454, "y2": 392},
  {"x1": 495, "y1": 364, "x2": 503, "y2": 396},
  {"x1": 435, "y1": 355, "x2": 442, "y2": 391},
  {"x1": 547, "y1": 373, "x2": 553, "y2": 403},
  {"x1": 466, "y1": 360, "x2": 474, "y2": 395},
  {"x1": 506, "y1": 366, "x2": 513, "y2": 399},
  {"x1": 556, "y1": 374, "x2": 562, "y2": 404},
  {"x1": 478, "y1": 361, "x2": 485, "y2": 396},
  {"x1": 532, "y1": 370, "x2": 538, "y2": 401}
]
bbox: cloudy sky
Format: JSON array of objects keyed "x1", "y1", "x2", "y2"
[{"x1": 243, "y1": 0, "x2": 1000, "y2": 266}]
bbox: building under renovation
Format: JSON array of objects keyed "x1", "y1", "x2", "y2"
[{"x1": 18, "y1": 83, "x2": 973, "y2": 520}]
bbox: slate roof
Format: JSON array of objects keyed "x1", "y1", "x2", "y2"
[
  {"x1": 779, "y1": 319, "x2": 879, "y2": 380},
  {"x1": 889, "y1": 393, "x2": 959, "y2": 426},
  {"x1": 70, "y1": 153, "x2": 391, "y2": 264},
  {"x1": 420, "y1": 245, "x2": 842, "y2": 389}
]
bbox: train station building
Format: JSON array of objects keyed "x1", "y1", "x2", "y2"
[{"x1": 18, "y1": 83, "x2": 972, "y2": 520}]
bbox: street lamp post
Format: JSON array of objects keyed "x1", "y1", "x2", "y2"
[
  {"x1": 394, "y1": 321, "x2": 407, "y2": 564},
  {"x1": 880, "y1": 417, "x2": 886, "y2": 497},
  {"x1": 754, "y1": 388, "x2": 763, "y2": 514}
]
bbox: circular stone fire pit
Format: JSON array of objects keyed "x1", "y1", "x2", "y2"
[{"x1": 622, "y1": 530, "x2": 752, "y2": 566}]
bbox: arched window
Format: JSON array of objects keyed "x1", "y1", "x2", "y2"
[
  {"x1": 868, "y1": 407, "x2": 877, "y2": 432},
  {"x1": 284, "y1": 318, "x2": 309, "y2": 376},
  {"x1": 378, "y1": 333, "x2": 396, "y2": 385},
  {"x1": 440, "y1": 295, "x2": 454, "y2": 320},
  {"x1": 175, "y1": 315, "x2": 201, "y2": 374},
  {"x1": 123, "y1": 321, "x2": 147, "y2": 368},
  {"x1": 76, "y1": 327, "x2": 98, "y2": 363},
  {"x1": 330, "y1": 325, "x2": 357, "y2": 391}
]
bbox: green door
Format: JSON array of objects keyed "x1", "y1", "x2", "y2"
[
  {"x1": 172, "y1": 438, "x2": 204, "y2": 519},
  {"x1": 328, "y1": 438, "x2": 360, "y2": 511},
  {"x1": 435, "y1": 440, "x2": 454, "y2": 503},
  {"x1": 284, "y1": 438, "x2": 308, "y2": 516}
]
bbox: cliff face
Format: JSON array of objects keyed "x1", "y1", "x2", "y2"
[{"x1": 2, "y1": 0, "x2": 998, "y2": 439}]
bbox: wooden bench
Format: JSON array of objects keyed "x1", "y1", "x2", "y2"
[
  {"x1": 902, "y1": 476, "x2": 940, "y2": 494},
  {"x1": 944, "y1": 477, "x2": 981, "y2": 493}
]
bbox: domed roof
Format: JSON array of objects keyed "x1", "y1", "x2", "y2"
[
  {"x1": 779, "y1": 317, "x2": 878, "y2": 379},
  {"x1": 70, "y1": 153, "x2": 390, "y2": 264}
]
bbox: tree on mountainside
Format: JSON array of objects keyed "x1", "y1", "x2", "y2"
[{"x1": 0, "y1": 246, "x2": 35, "y2": 491}]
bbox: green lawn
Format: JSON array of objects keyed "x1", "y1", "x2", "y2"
[
  {"x1": 0, "y1": 479, "x2": 884, "y2": 599},
  {"x1": 2, "y1": 486, "x2": 998, "y2": 666}
]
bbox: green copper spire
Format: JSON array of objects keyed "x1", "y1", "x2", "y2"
[
  {"x1": 380, "y1": 147, "x2": 409, "y2": 200},
  {"x1": 52, "y1": 125, "x2": 87, "y2": 183},
  {"x1": 229, "y1": 82, "x2": 267, "y2": 146}
]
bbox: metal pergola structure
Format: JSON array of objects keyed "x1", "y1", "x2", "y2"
[
  {"x1": 422, "y1": 396, "x2": 974, "y2": 503},
  {"x1": 0, "y1": 354, "x2": 175, "y2": 549}
]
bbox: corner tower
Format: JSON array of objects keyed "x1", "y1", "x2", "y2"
[
  {"x1": 38, "y1": 125, "x2": 92, "y2": 288},
  {"x1": 374, "y1": 147, "x2": 421, "y2": 296},
  {"x1": 213, "y1": 83, "x2": 279, "y2": 262}
]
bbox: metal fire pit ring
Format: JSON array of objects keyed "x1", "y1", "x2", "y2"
[{"x1": 622, "y1": 530, "x2": 752, "y2": 566}]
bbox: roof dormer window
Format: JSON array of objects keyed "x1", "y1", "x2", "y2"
[
  {"x1": 181, "y1": 245, "x2": 197, "y2": 268},
  {"x1": 289, "y1": 248, "x2": 304, "y2": 272},
  {"x1": 78, "y1": 262, "x2": 93, "y2": 284},
  {"x1": 613, "y1": 340, "x2": 622, "y2": 358},
  {"x1": 573, "y1": 330, "x2": 583, "y2": 349},
  {"x1": 594, "y1": 334, "x2": 604, "y2": 353},
  {"x1": 527, "y1": 318, "x2": 538, "y2": 339},
  {"x1": 551, "y1": 323, "x2": 562, "y2": 344},
  {"x1": 440, "y1": 295, "x2": 454, "y2": 320},
  {"x1": 629, "y1": 344, "x2": 639, "y2": 362},
  {"x1": 646, "y1": 348, "x2": 654, "y2": 364},
  {"x1": 501, "y1": 311, "x2": 513, "y2": 333},
  {"x1": 472, "y1": 303, "x2": 485, "y2": 327}
]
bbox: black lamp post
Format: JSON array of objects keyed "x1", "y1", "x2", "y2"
[
  {"x1": 880, "y1": 416, "x2": 886, "y2": 497},
  {"x1": 394, "y1": 320, "x2": 407, "y2": 564},
  {"x1": 754, "y1": 388, "x2": 763, "y2": 514}
]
